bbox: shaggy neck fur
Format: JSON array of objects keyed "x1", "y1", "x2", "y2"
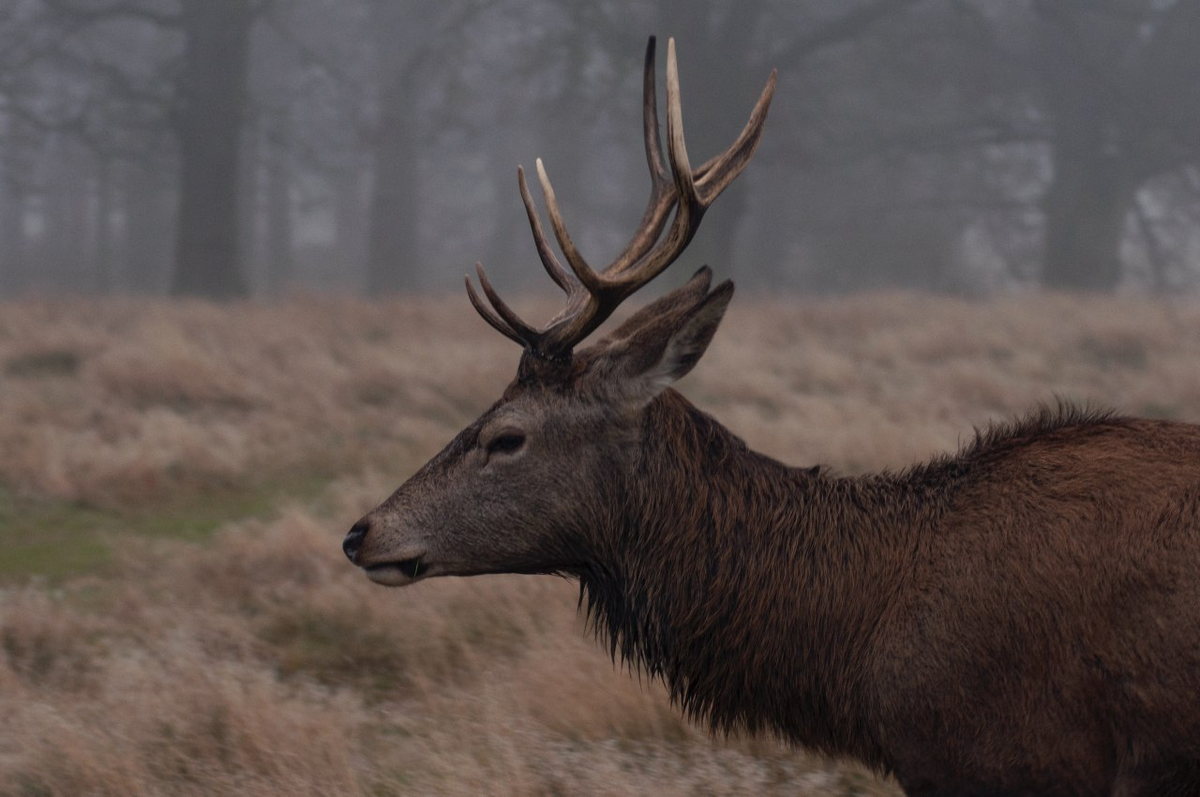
[{"x1": 577, "y1": 389, "x2": 935, "y2": 765}]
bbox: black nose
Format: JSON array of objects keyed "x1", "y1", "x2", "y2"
[{"x1": 343, "y1": 519, "x2": 370, "y2": 562}]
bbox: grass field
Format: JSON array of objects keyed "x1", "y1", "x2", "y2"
[{"x1": 3, "y1": 291, "x2": 1200, "y2": 795}]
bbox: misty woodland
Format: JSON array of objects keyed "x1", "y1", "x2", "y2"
[{"x1": 2, "y1": 1, "x2": 1200, "y2": 299}]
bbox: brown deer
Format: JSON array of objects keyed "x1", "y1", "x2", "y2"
[{"x1": 342, "y1": 37, "x2": 1200, "y2": 797}]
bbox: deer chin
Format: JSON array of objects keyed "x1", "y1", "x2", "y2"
[{"x1": 363, "y1": 555, "x2": 428, "y2": 587}]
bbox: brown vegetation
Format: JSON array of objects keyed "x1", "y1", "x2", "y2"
[{"x1": 4, "y1": 292, "x2": 1200, "y2": 794}]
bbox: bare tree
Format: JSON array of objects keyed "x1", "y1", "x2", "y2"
[
  {"x1": 1031, "y1": 0, "x2": 1200, "y2": 289},
  {"x1": 168, "y1": 0, "x2": 259, "y2": 297},
  {"x1": 3, "y1": 0, "x2": 1199, "y2": 296}
]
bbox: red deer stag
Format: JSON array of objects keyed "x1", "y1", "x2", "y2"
[{"x1": 343, "y1": 37, "x2": 1200, "y2": 796}]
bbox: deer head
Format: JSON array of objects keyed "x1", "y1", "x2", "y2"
[{"x1": 343, "y1": 37, "x2": 775, "y2": 587}]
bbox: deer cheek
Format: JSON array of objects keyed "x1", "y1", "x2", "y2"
[{"x1": 468, "y1": 448, "x2": 489, "y2": 470}]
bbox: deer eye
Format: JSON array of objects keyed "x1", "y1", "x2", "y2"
[{"x1": 486, "y1": 431, "x2": 526, "y2": 456}]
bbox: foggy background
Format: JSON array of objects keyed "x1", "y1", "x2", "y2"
[{"x1": 1, "y1": 0, "x2": 1198, "y2": 301}]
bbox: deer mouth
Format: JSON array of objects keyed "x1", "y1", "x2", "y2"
[{"x1": 364, "y1": 556, "x2": 426, "y2": 587}]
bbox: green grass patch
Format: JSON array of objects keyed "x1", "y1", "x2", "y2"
[
  {"x1": 0, "y1": 493, "x2": 115, "y2": 580},
  {"x1": 0, "y1": 472, "x2": 333, "y2": 584}
]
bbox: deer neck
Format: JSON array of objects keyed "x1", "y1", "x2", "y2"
[{"x1": 578, "y1": 389, "x2": 907, "y2": 763}]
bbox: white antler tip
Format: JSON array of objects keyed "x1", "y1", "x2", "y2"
[{"x1": 535, "y1": 158, "x2": 555, "y2": 201}]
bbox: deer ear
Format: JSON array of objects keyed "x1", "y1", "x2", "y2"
[
  {"x1": 606, "y1": 266, "x2": 714, "y2": 342},
  {"x1": 596, "y1": 279, "x2": 734, "y2": 401}
]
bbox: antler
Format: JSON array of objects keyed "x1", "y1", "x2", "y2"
[{"x1": 467, "y1": 36, "x2": 777, "y2": 359}]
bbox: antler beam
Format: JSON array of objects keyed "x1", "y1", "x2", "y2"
[{"x1": 469, "y1": 36, "x2": 776, "y2": 359}]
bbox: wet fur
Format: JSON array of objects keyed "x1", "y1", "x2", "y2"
[
  {"x1": 576, "y1": 392, "x2": 1200, "y2": 796},
  {"x1": 351, "y1": 272, "x2": 1200, "y2": 795}
]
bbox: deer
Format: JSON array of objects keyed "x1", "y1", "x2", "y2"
[{"x1": 342, "y1": 37, "x2": 1200, "y2": 797}]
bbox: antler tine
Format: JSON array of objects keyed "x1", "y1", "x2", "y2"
[
  {"x1": 465, "y1": 271, "x2": 527, "y2": 347},
  {"x1": 517, "y1": 166, "x2": 573, "y2": 295},
  {"x1": 593, "y1": 35, "x2": 721, "y2": 294},
  {"x1": 486, "y1": 164, "x2": 600, "y2": 353},
  {"x1": 468, "y1": 36, "x2": 774, "y2": 360},
  {"x1": 663, "y1": 37, "x2": 700, "y2": 217},
  {"x1": 694, "y1": 68, "x2": 777, "y2": 200},
  {"x1": 641, "y1": 36, "x2": 670, "y2": 193},
  {"x1": 542, "y1": 34, "x2": 704, "y2": 300},
  {"x1": 606, "y1": 36, "x2": 676, "y2": 273},
  {"x1": 473, "y1": 262, "x2": 544, "y2": 342},
  {"x1": 534, "y1": 159, "x2": 605, "y2": 294},
  {"x1": 602, "y1": 36, "x2": 776, "y2": 294}
]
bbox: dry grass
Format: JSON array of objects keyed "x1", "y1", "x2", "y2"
[
  {"x1": 3, "y1": 291, "x2": 1200, "y2": 795},
  {"x1": 0, "y1": 297, "x2": 512, "y2": 506}
]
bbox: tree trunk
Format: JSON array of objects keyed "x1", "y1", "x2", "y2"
[
  {"x1": 94, "y1": 158, "x2": 115, "y2": 293},
  {"x1": 123, "y1": 164, "x2": 176, "y2": 294},
  {"x1": 0, "y1": 176, "x2": 23, "y2": 296},
  {"x1": 334, "y1": 163, "x2": 369, "y2": 292},
  {"x1": 170, "y1": 0, "x2": 254, "y2": 299},
  {"x1": 366, "y1": 75, "x2": 421, "y2": 295},
  {"x1": 43, "y1": 135, "x2": 91, "y2": 290},
  {"x1": 263, "y1": 121, "x2": 293, "y2": 296},
  {"x1": 0, "y1": 116, "x2": 24, "y2": 296},
  {"x1": 1041, "y1": 143, "x2": 1138, "y2": 291},
  {"x1": 1030, "y1": 5, "x2": 1165, "y2": 292}
]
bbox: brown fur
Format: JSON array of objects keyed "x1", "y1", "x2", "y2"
[
  {"x1": 343, "y1": 36, "x2": 1200, "y2": 791},
  {"x1": 346, "y1": 275, "x2": 1200, "y2": 795},
  {"x1": 580, "y1": 393, "x2": 1200, "y2": 795}
]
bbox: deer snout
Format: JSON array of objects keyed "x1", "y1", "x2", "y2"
[
  {"x1": 342, "y1": 512, "x2": 430, "y2": 586},
  {"x1": 342, "y1": 518, "x2": 370, "y2": 563}
]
